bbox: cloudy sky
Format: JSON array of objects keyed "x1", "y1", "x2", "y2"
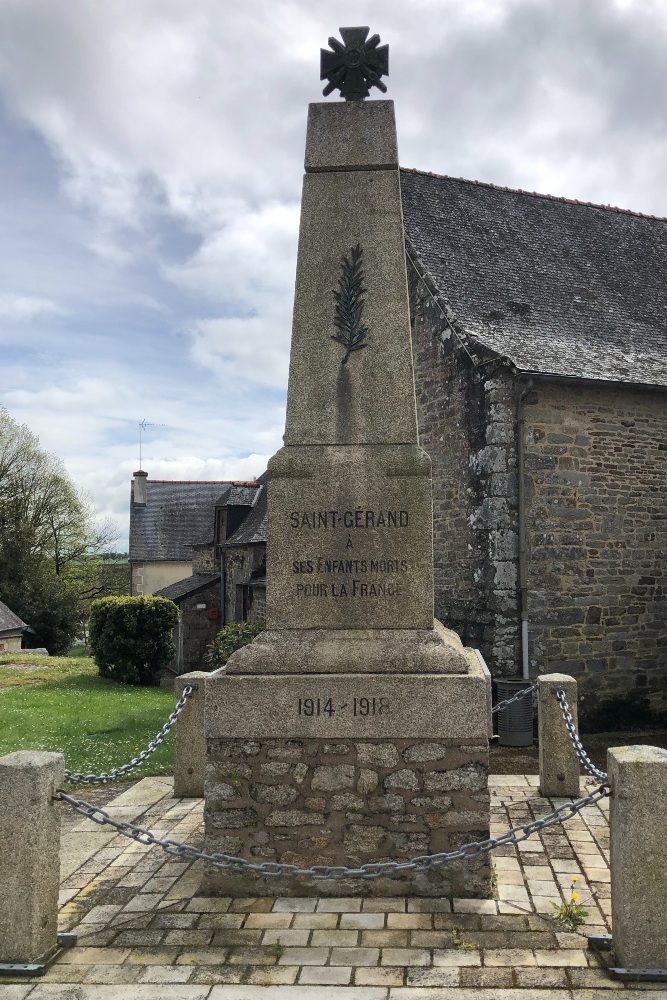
[{"x1": 1, "y1": 0, "x2": 666, "y2": 548}]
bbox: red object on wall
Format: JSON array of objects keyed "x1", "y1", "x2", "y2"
[{"x1": 207, "y1": 607, "x2": 219, "y2": 620}]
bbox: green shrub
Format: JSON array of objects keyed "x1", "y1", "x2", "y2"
[
  {"x1": 205, "y1": 621, "x2": 263, "y2": 668},
  {"x1": 89, "y1": 595, "x2": 179, "y2": 686}
]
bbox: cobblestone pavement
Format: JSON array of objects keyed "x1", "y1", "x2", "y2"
[{"x1": 1, "y1": 774, "x2": 665, "y2": 998}]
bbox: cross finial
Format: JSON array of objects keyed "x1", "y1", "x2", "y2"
[{"x1": 320, "y1": 27, "x2": 389, "y2": 101}]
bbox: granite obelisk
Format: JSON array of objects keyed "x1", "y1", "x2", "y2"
[{"x1": 205, "y1": 28, "x2": 491, "y2": 897}]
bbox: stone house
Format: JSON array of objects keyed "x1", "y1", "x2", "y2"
[
  {"x1": 0, "y1": 599, "x2": 27, "y2": 653},
  {"x1": 400, "y1": 168, "x2": 667, "y2": 727},
  {"x1": 129, "y1": 471, "x2": 267, "y2": 673}
]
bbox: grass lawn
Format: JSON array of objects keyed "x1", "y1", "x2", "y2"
[{"x1": 0, "y1": 653, "x2": 177, "y2": 784}]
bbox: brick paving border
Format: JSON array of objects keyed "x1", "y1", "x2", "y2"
[{"x1": 1, "y1": 774, "x2": 664, "y2": 997}]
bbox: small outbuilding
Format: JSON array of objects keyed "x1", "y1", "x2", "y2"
[{"x1": 0, "y1": 600, "x2": 28, "y2": 653}]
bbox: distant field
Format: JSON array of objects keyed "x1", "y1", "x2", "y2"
[{"x1": 0, "y1": 653, "x2": 176, "y2": 782}]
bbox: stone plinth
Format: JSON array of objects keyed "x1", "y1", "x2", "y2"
[
  {"x1": 174, "y1": 672, "x2": 208, "y2": 798},
  {"x1": 609, "y1": 745, "x2": 667, "y2": 970},
  {"x1": 204, "y1": 651, "x2": 490, "y2": 896}
]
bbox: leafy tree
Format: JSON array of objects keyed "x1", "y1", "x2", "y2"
[
  {"x1": 89, "y1": 596, "x2": 179, "y2": 685},
  {"x1": 0, "y1": 407, "x2": 117, "y2": 652}
]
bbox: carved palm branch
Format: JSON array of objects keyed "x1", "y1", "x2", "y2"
[{"x1": 332, "y1": 243, "x2": 369, "y2": 365}]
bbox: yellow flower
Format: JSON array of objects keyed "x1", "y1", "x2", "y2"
[
  {"x1": 571, "y1": 876, "x2": 578, "y2": 882},
  {"x1": 571, "y1": 892, "x2": 580, "y2": 901}
]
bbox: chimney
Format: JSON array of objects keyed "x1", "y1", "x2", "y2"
[{"x1": 133, "y1": 470, "x2": 148, "y2": 505}]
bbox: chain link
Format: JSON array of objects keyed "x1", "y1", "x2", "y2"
[
  {"x1": 63, "y1": 684, "x2": 194, "y2": 785},
  {"x1": 554, "y1": 687, "x2": 608, "y2": 783},
  {"x1": 492, "y1": 681, "x2": 538, "y2": 715},
  {"x1": 57, "y1": 782, "x2": 609, "y2": 881}
]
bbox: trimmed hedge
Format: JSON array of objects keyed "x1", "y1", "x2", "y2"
[{"x1": 89, "y1": 595, "x2": 179, "y2": 686}]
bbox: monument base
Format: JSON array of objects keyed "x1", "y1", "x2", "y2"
[{"x1": 203, "y1": 628, "x2": 491, "y2": 897}]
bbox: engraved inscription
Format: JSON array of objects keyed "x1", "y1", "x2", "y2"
[
  {"x1": 297, "y1": 696, "x2": 389, "y2": 718},
  {"x1": 289, "y1": 508, "x2": 413, "y2": 602}
]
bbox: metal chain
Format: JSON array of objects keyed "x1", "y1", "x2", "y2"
[
  {"x1": 63, "y1": 684, "x2": 195, "y2": 785},
  {"x1": 57, "y1": 783, "x2": 609, "y2": 881},
  {"x1": 554, "y1": 687, "x2": 608, "y2": 783},
  {"x1": 492, "y1": 681, "x2": 538, "y2": 715}
]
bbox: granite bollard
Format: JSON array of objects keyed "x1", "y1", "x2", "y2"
[
  {"x1": 538, "y1": 673, "x2": 580, "y2": 797},
  {"x1": 608, "y1": 745, "x2": 667, "y2": 971},
  {"x1": 174, "y1": 672, "x2": 208, "y2": 798},
  {"x1": 0, "y1": 751, "x2": 64, "y2": 968}
]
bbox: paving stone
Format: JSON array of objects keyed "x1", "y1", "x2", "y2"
[
  {"x1": 138, "y1": 965, "x2": 195, "y2": 983},
  {"x1": 226, "y1": 946, "x2": 279, "y2": 965},
  {"x1": 405, "y1": 967, "x2": 459, "y2": 986},
  {"x1": 406, "y1": 899, "x2": 451, "y2": 913},
  {"x1": 277, "y1": 946, "x2": 330, "y2": 965},
  {"x1": 361, "y1": 930, "x2": 409, "y2": 947},
  {"x1": 355, "y1": 966, "x2": 404, "y2": 985},
  {"x1": 78, "y1": 964, "x2": 144, "y2": 984},
  {"x1": 261, "y1": 929, "x2": 310, "y2": 946},
  {"x1": 362, "y1": 897, "x2": 406, "y2": 912},
  {"x1": 535, "y1": 947, "x2": 588, "y2": 965},
  {"x1": 387, "y1": 913, "x2": 432, "y2": 929},
  {"x1": 408, "y1": 932, "x2": 453, "y2": 949},
  {"x1": 210, "y1": 929, "x2": 263, "y2": 946},
  {"x1": 330, "y1": 947, "x2": 380, "y2": 966},
  {"x1": 190, "y1": 967, "x2": 244, "y2": 984},
  {"x1": 149, "y1": 913, "x2": 199, "y2": 929},
  {"x1": 452, "y1": 898, "x2": 497, "y2": 914},
  {"x1": 459, "y1": 966, "x2": 515, "y2": 987},
  {"x1": 432, "y1": 949, "x2": 481, "y2": 966},
  {"x1": 58, "y1": 947, "x2": 131, "y2": 965},
  {"x1": 340, "y1": 913, "x2": 385, "y2": 929},
  {"x1": 122, "y1": 892, "x2": 164, "y2": 912},
  {"x1": 292, "y1": 913, "x2": 338, "y2": 929},
  {"x1": 272, "y1": 897, "x2": 318, "y2": 912},
  {"x1": 311, "y1": 929, "x2": 359, "y2": 947},
  {"x1": 229, "y1": 897, "x2": 274, "y2": 913},
  {"x1": 125, "y1": 947, "x2": 182, "y2": 964},
  {"x1": 515, "y1": 966, "x2": 570, "y2": 988},
  {"x1": 114, "y1": 930, "x2": 167, "y2": 947},
  {"x1": 316, "y1": 897, "x2": 362, "y2": 912},
  {"x1": 79, "y1": 905, "x2": 124, "y2": 924},
  {"x1": 380, "y1": 947, "x2": 430, "y2": 966},
  {"x1": 162, "y1": 929, "x2": 215, "y2": 946},
  {"x1": 197, "y1": 913, "x2": 245, "y2": 929},
  {"x1": 246, "y1": 966, "x2": 299, "y2": 984},
  {"x1": 185, "y1": 897, "x2": 232, "y2": 912},
  {"x1": 483, "y1": 947, "x2": 537, "y2": 965},
  {"x1": 244, "y1": 912, "x2": 293, "y2": 928},
  {"x1": 175, "y1": 949, "x2": 232, "y2": 965},
  {"x1": 568, "y1": 967, "x2": 625, "y2": 988},
  {"x1": 299, "y1": 965, "x2": 352, "y2": 984}
]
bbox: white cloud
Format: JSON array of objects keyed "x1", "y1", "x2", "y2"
[
  {"x1": 0, "y1": 294, "x2": 65, "y2": 321},
  {"x1": 1, "y1": 0, "x2": 667, "y2": 549}
]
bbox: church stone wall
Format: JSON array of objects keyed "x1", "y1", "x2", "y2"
[{"x1": 409, "y1": 260, "x2": 667, "y2": 727}]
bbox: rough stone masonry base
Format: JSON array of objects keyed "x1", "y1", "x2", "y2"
[{"x1": 204, "y1": 733, "x2": 490, "y2": 898}]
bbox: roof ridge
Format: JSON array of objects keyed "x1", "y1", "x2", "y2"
[
  {"x1": 400, "y1": 166, "x2": 667, "y2": 223},
  {"x1": 146, "y1": 480, "x2": 257, "y2": 485}
]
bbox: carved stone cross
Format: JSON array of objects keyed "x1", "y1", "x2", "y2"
[{"x1": 320, "y1": 26, "x2": 389, "y2": 101}]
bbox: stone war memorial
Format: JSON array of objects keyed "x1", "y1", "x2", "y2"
[{"x1": 204, "y1": 27, "x2": 491, "y2": 897}]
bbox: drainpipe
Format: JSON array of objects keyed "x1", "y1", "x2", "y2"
[
  {"x1": 517, "y1": 378, "x2": 533, "y2": 680},
  {"x1": 219, "y1": 548, "x2": 226, "y2": 625}
]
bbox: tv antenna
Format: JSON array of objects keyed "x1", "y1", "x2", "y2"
[{"x1": 138, "y1": 419, "x2": 164, "y2": 470}]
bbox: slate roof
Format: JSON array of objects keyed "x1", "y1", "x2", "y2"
[
  {"x1": 0, "y1": 599, "x2": 27, "y2": 632},
  {"x1": 130, "y1": 480, "x2": 255, "y2": 562},
  {"x1": 400, "y1": 168, "x2": 667, "y2": 387},
  {"x1": 227, "y1": 485, "x2": 260, "y2": 506},
  {"x1": 226, "y1": 471, "x2": 268, "y2": 546},
  {"x1": 154, "y1": 573, "x2": 219, "y2": 602}
]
